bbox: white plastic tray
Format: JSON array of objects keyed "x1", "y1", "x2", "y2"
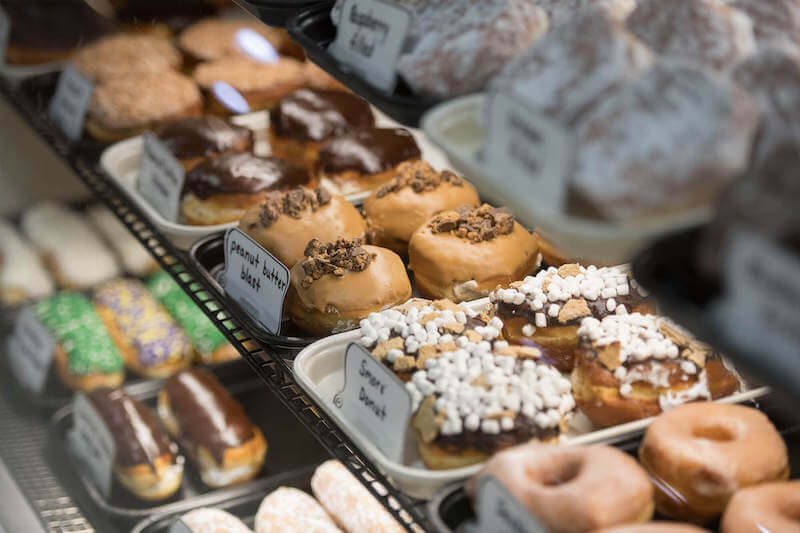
[
  {"x1": 421, "y1": 94, "x2": 713, "y2": 265},
  {"x1": 293, "y1": 298, "x2": 770, "y2": 498}
]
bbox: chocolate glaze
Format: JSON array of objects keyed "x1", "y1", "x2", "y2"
[
  {"x1": 495, "y1": 292, "x2": 651, "y2": 328},
  {"x1": 270, "y1": 89, "x2": 374, "y2": 142},
  {"x1": 157, "y1": 116, "x2": 253, "y2": 160},
  {"x1": 163, "y1": 369, "x2": 254, "y2": 463},
  {"x1": 182, "y1": 153, "x2": 310, "y2": 199},
  {"x1": 317, "y1": 128, "x2": 421, "y2": 175},
  {"x1": 434, "y1": 418, "x2": 559, "y2": 455},
  {"x1": 2, "y1": 1, "x2": 115, "y2": 52},
  {"x1": 87, "y1": 388, "x2": 177, "y2": 468}
]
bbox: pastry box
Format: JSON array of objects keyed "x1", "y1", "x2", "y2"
[
  {"x1": 422, "y1": 94, "x2": 713, "y2": 265},
  {"x1": 291, "y1": 299, "x2": 770, "y2": 499},
  {"x1": 46, "y1": 376, "x2": 328, "y2": 523}
]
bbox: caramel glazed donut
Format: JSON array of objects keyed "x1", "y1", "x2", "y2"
[
  {"x1": 639, "y1": 403, "x2": 789, "y2": 525},
  {"x1": 490, "y1": 263, "x2": 655, "y2": 372},
  {"x1": 572, "y1": 313, "x2": 741, "y2": 427},
  {"x1": 469, "y1": 443, "x2": 654, "y2": 533}
]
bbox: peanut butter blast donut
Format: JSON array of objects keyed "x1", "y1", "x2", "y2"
[
  {"x1": 721, "y1": 481, "x2": 800, "y2": 533},
  {"x1": 639, "y1": 403, "x2": 789, "y2": 525},
  {"x1": 468, "y1": 444, "x2": 654, "y2": 532}
]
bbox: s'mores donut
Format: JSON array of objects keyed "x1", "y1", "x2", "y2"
[
  {"x1": 155, "y1": 116, "x2": 254, "y2": 171},
  {"x1": 572, "y1": 314, "x2": 741, "y2": 427},
  {"x1": 408, "y1": 204, "x2": 540, "y2": 302},
  {"x1": 490, "y1": 264, "x2": 655, "y2": 372},
  {"x1": 363, "y1": 161, "x2": 480, "y2": 255},
  {"x1": 72, "y1": 33, "x2": 182, "y2": 83},
  {"x1": 0, "y1": 220, "x2": 53, "y2": 306},
  {"x1": 239, "y1": 186, "x2": 366, "y2": 268},
  {"x1": 288, "y1": 238, "x2": 412, "y2": 335}
]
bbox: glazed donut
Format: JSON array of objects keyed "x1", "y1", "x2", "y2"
[
  {"x1": 178, "y1": 18, "x2": 291, "y2": 63},
  {"x1": 490, "y1": 264, "x2": 654, "y2": 372},
  {"x1": 254, "y1": 487, "x2": 341, "y2": 533},
  {"x1": 721, "y1": 481, "x2": 800, "y2": 533},
  {"x1": 363, "y1": 161, "x2": 480, "y2": 256},
  {"x1": 639, "y1": 403, "x2": 790, "y2": 524},
  {"x1": 596, "y1": 523, "x2": 709, "y2": 533},
  {"x1": 238, "y1": 186, "x2": 366, "y2": 268},
  {"x1": 288, "y1": 239, "x2": 412, "y2": 336},
  {"x1": 468, "y1": 444, "x2": 654, "y2": 532},
  {"x1": 408, "y1": 204, "x2": 540, "y2": 303},
  {"x1": 572, "y1": 313, "x2": 741, "y2": 427}
]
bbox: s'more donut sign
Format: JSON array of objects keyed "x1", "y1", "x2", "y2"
[{"x1": 329, "y1": 0, "x2": 412, "y2": 93}]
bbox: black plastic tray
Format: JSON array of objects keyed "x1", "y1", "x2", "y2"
[
  {"x1": 287, "y1": 2, "x2": 441, "y2": 127},
  {"x1": 47, "y1": 376, "x2": 328, "y2": 523},
  {"x1": 132, "y1": 466, "x2": 315, "y2": 532},
  {"x1": 632, "y1": 228, "x2": 800, "y2": 404},
  {"x1": 235, "y1": 0, "x2": 332, "y2": 28}
]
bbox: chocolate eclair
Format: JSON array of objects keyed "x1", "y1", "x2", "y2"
[
  {"x1": 268, "y1": 89, "x2": 375, "y2": 170},
  {"x1": 363, "y1": 161, "x2": 480, "y2": 255},
  {"x1": 572, "y1": 313, "x2": 741, "y2": 427},
  {"x1": 180, "y1": 153, "x2": 313, "y2": 225},
  {"x1": 85, "y1": 388, "x2": 183, "y2": 501},
  {"x1": 288, "y1": 238, "x2": 412, "y2": 335},
  {"x1": 408, "y1": 204, "x2": 541, "y2": 303},
  {"x1": 157, "y1": 369, "x2": 267, "y2": 488},
  {"x1": 490, "y1": 264, "x2": 656, "y2": 372},
  {"x1": 156, "y1": 116, "x2": 254, "y2": 171},
  {"x1": 239, "y1": 186, "x2": 366, "y2": 268},
  {"x1": 315, "y1": 127, "x2": 422, "y2": 195}
]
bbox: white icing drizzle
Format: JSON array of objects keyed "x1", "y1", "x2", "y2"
[
  {"x1": 87, "y1": 207, "x2": 155, "y2": 277},
  {"x1": 0, "y1": 220, "x2": 54, "y2": 301}
]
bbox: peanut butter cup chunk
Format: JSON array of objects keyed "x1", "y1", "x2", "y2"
[
  {"x1": 375, "y1": 161, "x2": 463, "y2": 199},
  {"x1": 300, "y1": 238, "x2": 377, "y2": 288},
  {"x1": 428, "y1": 204, "x2": 515, "y2": 243},
  {"x1": 251, "y1": 187, "x2": 332, "y2": 229}
]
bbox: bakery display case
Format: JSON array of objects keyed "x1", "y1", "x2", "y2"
[{"x1": 1, "y1": 0, "x2": 800, "y2": 532}]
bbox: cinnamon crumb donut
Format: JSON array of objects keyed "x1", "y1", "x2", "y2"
[
  {"x1": 468, "y1": 444, "x2": 654, "y2": 532},
  {"x1": 639, "y1": 403, "x2": 790, "y2": 524},
  {"x1": 73, "y1": 33, "x2": 182, "y2": 83},
  {"x1": 721, "y1": 481, "x2": 800, "y2": 533}
]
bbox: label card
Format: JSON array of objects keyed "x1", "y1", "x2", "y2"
[
  {"x1": 47, "y1": 65, "x2": 93, "y2": 141},
  {"x1": 332, "y1": 343, "x2": 412, "y2": 462},
  {"x1": 484, "y1": 92, "x2": 573, "y2": 211},
  {"x1": 168, "y1": 520, "x2": 193, "y2": 533},
  {"x1": 223, "y1": 228, "x2": 290, "y2": 335},
  {"x1": 465, "y1": 476, "x2": 548, "y2": 533},
  {"x1": 138, "y1": 133, "x2": 185, "y2": 222},
  {"x1": 6, "y1": 306, "x2": 55, "y2": 394},
  {"x1": 712, "y1": 231, "x2": 800, "y2": 369},
  {"x1": 329, "y1": 0, "x2": 412, "y2": 93},
  {"x1": 0, "y1": 6, "x2": 9, "y2": 65},
  {"x1": 69, "y1": 393, "x2": 115, "y2": 498}
]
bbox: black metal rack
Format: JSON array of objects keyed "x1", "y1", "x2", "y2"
[{"x1": 0, "y1": 76, "x2": 431, "y2": 532}]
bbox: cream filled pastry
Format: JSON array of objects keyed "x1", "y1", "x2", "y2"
[
  {"x1": 87, "y1": 207, "x2": 158, "y2": 277},
  {"x1": 288, "y1": 238, "x2": 411, "y2": 335},
  {"x1": 238, "y1": 186, "x2": 366, "y2": 268},
  {"x1": 94, "y1": 279, "x2": 194, "y2": 379},
  {"x1": 268, "y1": 89, "x2": 375, "y2": 170},
  {"x1": 572, "y1": 313, "x2": 741, "y2": 427},
  {"x1": 181, "y1": 153, "x2": 312, "y2": 225},
  {"x1": 21, "y1": 203, "x2": 120, "y2": 290},
  {"x1": 408, "y1": 204, "x2": 540, "y2": 303},
  {"x1": 315, "y1": 127, "x2": 422, "y2": 196},
  {"x1": 72, "y1": 33, "x2": 182, "y2": 83},
  {"x1": 490, "y1": 264, "x2": 655, "y2": 372},
  {"x1": 0, "y1": 220, "x2": 53, "y2": 305},
  {"x1": 363, "y1": 161, "x2": 480, "y2": 255},
  {"x1": 156, "y1": 116, "x2": 254, "y2": 171}
]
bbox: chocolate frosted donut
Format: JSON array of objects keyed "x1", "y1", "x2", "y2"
[
  {"x1": 180, "y1": 153, "x2": 312, "y2": 225},
  {"x1": 316, "y1": 128, "x2": 422, "y2": 195},
  {"x1": 156, "y1": 116, "x2": 254, "y2": 170}
]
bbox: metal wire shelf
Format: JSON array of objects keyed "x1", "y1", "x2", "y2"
[{"x1": 0, "y1": 77, "x2": 432, "y2": 531}]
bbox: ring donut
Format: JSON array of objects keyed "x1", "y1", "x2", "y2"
[{"x1": 721, "y1": 481, "x2": 800, "y2": 533}]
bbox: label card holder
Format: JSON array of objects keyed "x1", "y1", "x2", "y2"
[
  {"x1": 465, "y1": 476, "x2": 548, "y2": 533},
  {"x1": 47, "y1": 65, "x2": 93, "y2": 141},
  {"x1": 138, "y1": 133, "x2": 185, "y2": 222},
  {"x1": 6, "y1": 306, "x2": 55, "y2": 394},
  {"x1": 333, "y1": 343, "x2": 412, "y2": 462},
  {"x1": 484, "y1": 92, "x2": 574, "y2": 212},
  {"x1": 223, "y1": 228, "x2": 290, "y2": 335},
  {"x1": 0, "y1": 6, "x2": 9, "y2": 65},
  {"x1": 69, "y1": 393, "x2": 115, "y2": 498},
  {"x1": 329, "y1": 0, "x2": 412, "y2": 93}
]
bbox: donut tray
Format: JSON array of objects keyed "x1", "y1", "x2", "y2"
[
  {"x1": 292, "y1": 321, "x2": 771, "y2": 499},
  {"x1": 421, "y1": 94, "x2": 713, "y2": 265},
  {"x1": 235, "y1": 0, "x2": 332, "y2": 28},
  {"x1": 287, "y1": 2, "x2": 442, "y2": 127},
  {"x1": 47, "y1": 376, "x2": 328, "y2": 524},
  {"x1": 131, "y1": 467, "x2": 315, "y2": 532},
  {"x1": 427, "y1": 418, "x2": 800, "y2": 533},
  {"x1": 633, "y1": 228, "x2": 800, "y2": 404}
]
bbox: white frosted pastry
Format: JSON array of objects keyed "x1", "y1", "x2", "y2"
[
  {"x1": 21, "y1": 203, "x2": 120, "y2": 289},
  {"x1": 255, "y1": 487, "x2": 341, "y2": 533},
  {"x1": 0, "y1": 220, "x2": 54, "y2": 305},
  {"x1": 87, "y1": 206, "x2": 157, "y2": 277},
  {"x1": 311, "y1": 461, "x2": 404, "y2": 533},
  {"x1": 725, "y1": 0, "x2": 800, "y2": 49},
  {"x1": 179, "y1": 508, "x2": 252, "y2": 533}
]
